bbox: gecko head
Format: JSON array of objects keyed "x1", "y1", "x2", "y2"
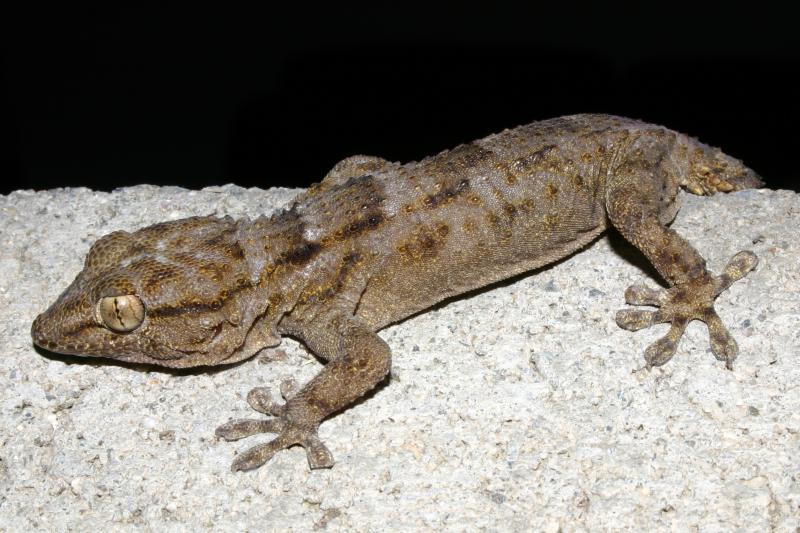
[
  {"x1": 681, "y1": 141, "x2": 764, "y2": 195},
  {"x1": 32, "y1": 216, "x2": 280, "y2": 368}
]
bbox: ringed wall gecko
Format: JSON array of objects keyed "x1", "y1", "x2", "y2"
[{"x1": 32, "y1": 114, "x2": 762, "y2": 471}]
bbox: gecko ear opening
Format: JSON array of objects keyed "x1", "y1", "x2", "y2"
[{"x1": 97, "y1": 295, "x2": 145, "y2": 332}]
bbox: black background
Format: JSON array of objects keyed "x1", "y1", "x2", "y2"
[{"x1": 2, "y1": 5, "x2": 798, "y2": 194}]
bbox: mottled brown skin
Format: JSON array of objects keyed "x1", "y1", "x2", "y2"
[{"x1": 32, "y1": 114, "x2": 762, "y2": 471}]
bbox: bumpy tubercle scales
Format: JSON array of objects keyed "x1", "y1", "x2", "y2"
[{"x1": 31, "y1": 114, "x2": 762, "y2": 471}]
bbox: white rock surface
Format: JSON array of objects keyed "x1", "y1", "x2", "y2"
[{"x1": 1, "y1": 184, "x2": 798, "y2": 531}]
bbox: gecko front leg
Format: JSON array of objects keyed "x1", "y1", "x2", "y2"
[
  {"x1": 606, "y1": 155, "x2": 758, "y2": 369},
  {"x1": 216, "y1": 313, "x2": 391, "y2": 471}
]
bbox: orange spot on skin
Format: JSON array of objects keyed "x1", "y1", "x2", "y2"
[{"x1": 462, "y1": 219, "x2": 477, "y2": 234}]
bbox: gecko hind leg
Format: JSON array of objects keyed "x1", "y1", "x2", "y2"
[
  {"x1": 616, "y1": 251, "x2": 757, "y2": 369},
  {"x1": 215, "y1": 379, "x2": 334, "y2": 471}
]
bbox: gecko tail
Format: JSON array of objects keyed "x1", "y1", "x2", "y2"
[
  {"x1": 726, "y1": 167, "x2": 764, "y2": 191},
  {"x1": 681, "y1": 140, "x2": 764, "y2": 195}
]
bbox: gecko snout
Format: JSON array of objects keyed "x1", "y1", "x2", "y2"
[
  {"x1": 30, "y1": 302, "x2": 90, "y2": 355},
  {"x1": 31, "y1": 312, "x2": 53, "y2": 351}
]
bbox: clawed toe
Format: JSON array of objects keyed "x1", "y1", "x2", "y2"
[
  {"x1": 704, "y1": 310, "x2": 738, "y2": 368},
  {"x1": 245, "y1": 379, "x2": 300, "y2": 415},
  {"x1": 303, "y1": 433, "x2": 335, "y2": 469},
  {"x1": 644, "y1": 336, "x2": 677, "y2": 367},
  {"x1": 216, "y1": 418, "x2": 284, "y2": 441},
  {"x1": 279, "y1": 378, "x2": 301, "y2": 399},
  {"x1": 643, "y1": 319, "x2": 687, "y2": 367},
  {"x1": 246, "y1": 387, "x2": 285, "y2": 416},
  {"x1": 230, "y1": 436, "x2": 291, "y2": 471},
  {"x1": 616, "y1": 308, "x2": 666, "y2": 331},
  {"x1": 624, "y1": 284, "x2": 667, "y2": 306},
  {"x1": 716, "y1": 251, "x2": 758, "y2": 294}
]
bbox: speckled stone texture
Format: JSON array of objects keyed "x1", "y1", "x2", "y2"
[{"x1": 1, "y1": 184, "x2": 798, "y2": 531}]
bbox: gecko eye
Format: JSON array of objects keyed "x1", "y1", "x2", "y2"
[{"x1": 97, "y1": 295, "x2": 145, "y2": 332}]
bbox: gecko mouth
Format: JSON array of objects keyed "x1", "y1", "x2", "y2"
[
  {"x1": 30, "y1": 308, "x2": 126, "y2": 358},
  {"x1": 30, "y1": 312, "x2": 101, "y2": 356}
]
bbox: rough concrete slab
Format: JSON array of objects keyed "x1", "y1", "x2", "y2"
[{"x1": 1, "y1": 184, "x2": 798, "y2": 531}]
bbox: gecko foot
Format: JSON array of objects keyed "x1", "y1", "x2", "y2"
[
  {"x1": 615, "y1": 251, "x2": 757, "y2": 369},
  {"x1": 215, "y1": 379, "x2": 334, "y2": 471}
]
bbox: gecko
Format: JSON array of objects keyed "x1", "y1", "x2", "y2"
[{"x1": 31, "y1": 114, "x2": 762, "y2": 471}]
